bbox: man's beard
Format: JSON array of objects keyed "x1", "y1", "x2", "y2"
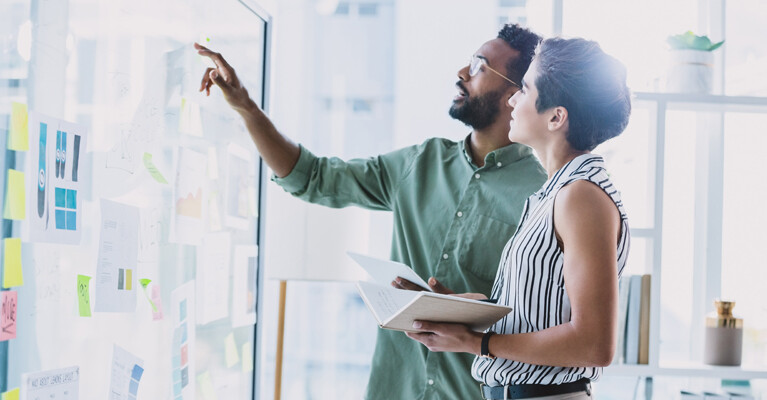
[{"x1": 449, "y1": 86, "x2": 504, "y2": 130}]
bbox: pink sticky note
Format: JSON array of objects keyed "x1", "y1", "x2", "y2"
[
  {"x1": 1, "y1": 291, "x2": 17, "y2": 341},
  {"x1": 151, "y1": 285, "x2": 164, "y2": 320}
]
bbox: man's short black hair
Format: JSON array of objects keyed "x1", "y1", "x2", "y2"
[
  {"x1": 534, "y1": 38, "x2": 632, "y2": 151},
  {"x1": 497, "y1": 24, "x2": 542, "y2": 86}
]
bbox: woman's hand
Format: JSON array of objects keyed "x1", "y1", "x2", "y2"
[{"x1": 405, "y1": 321, "x2": 483, "y2": 355}]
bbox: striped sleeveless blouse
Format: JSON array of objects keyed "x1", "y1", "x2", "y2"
[{"x1": 471, "y1": 153, "x2": 630, "y2": 386}]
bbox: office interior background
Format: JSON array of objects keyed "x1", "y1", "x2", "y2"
[{"x1": 2, "y1": 0, "x2": 766, "y2": 399}]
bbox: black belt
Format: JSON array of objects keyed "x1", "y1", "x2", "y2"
[{"x1": 480, "y1": 378, "x2": 591, "y2": 399}]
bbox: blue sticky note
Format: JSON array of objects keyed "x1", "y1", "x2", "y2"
[
  {"x1": 180, "y1": 322, "x2": 187, "y2": 344},
  {"x1": 172, "y1": 355, "x2": 181, "y2": 367},
  {"x1": 55, "y1": 188, "x2": 66, "y2": 207},
  {"x1": 131, "y1": 364, "x2": 144, "y2": 381},
  {"x1": 55, "y1": 210, "x2": 66, "y2": 229},
  {"x1": 66, "y1": 189, "x2": 76, "y2": 208},
  {"x1": 173, "y1": 381, "x2": 182, "y2": 395},
  {"x1": 66, "y1": 211, "x2": 76, "y2": 230},
  {"x1": 128, "y1": 379, "x2": 139, "y2": 395},
  {"x1": 173, "y1": 368, "x2": 181, "y2": 382},
  {"x1": 179, "y1": 299, "x2": 187, "y2": 320}
]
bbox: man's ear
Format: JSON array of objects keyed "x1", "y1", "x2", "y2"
[{"x1": 548, "y1": 106, "x2": 568, "y2": 132}]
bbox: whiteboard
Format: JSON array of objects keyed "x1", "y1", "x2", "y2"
[{"x1": 1, "y1": 0, "x2": 270, "y2": 398}]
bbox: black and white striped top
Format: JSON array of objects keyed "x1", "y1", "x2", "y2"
[{"x1": 471, "y1": 153, "x2": 630, "y2": 386}]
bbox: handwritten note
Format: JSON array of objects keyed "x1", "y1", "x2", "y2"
[
  {"x1": 1, "y1": 291, "x2": 17, "y2": 341},
  {"x1": 9, "y1": 102, "x2": 29, "y2": 151},
  {"x1": 224, "y1": 333, "x2": 239, "y2": 367},
  {"x1": 3, "y1": 238, "x2": 23, "y2": 288},
  {"x1": 77, "y1": 275, "x2": 91, "y2": 317},
  {"x1": 3, "y1": 169, "x2": 25, "y2": 220},
  {"x1": 22, "y1": 366, "x2": 79, "y2": 400},
  {"x1": 142, "y1": 153, "x2": 168, "y2": 184},
  {"x1": 1, "y1": 388, "x2": 19, "y2": 400}
]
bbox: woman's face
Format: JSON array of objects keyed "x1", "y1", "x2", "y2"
[{"x1": 507, "y1": 59, "x2": 550, "y2": 147}]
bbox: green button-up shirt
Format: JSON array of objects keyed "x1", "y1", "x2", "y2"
[{"x1": 273, "y1": 136, "x2": 547, "y2": 400}]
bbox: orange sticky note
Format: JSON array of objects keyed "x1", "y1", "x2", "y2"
[
  {"x1": 1, "y1": 387, "x2": 20, "y2": 400},
  {"x1": 3, "y1": 238, "x2": 23, "y2": 288},
  {"x1": 3, "y1": 169, "x2": 25, "y2": 220},
  {"x1": 9, "y1": 102, "x2": 29, "y2": 151}
]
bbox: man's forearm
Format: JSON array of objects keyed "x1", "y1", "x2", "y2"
[{"x1": 237, "y1": 99, "x2": 300, "y2": 178}]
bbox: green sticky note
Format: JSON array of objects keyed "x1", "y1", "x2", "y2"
[
  {"x1": 3, "y1": 238, "x2": 23, "y2": 288},
  {"x1": 1, "y1": 387, "x2": 20, "y2": 400},
  {"x1": 9, "y1": 102, "x2": 29, "y2": 151},
  {"x1": 139, "y1": 278, "x2": 157, "y2": 312},
  {"x1": 197, "y1": 371, "x2": 218, "y2": 400},
  {"x1": 77, "y1": 275, "x2": 92, "y2": 317},
  {"x1": 3, "y1": 169, "x2": 26, "y2": 220},
  {"x1": 242, "y1": 342, "x2": 253, "y2": 373},
  {"x1": 142, "y1": 153, "x2": 168, "y2": 184},
  {"x1": 224, "y1": 333, "x2": 239, "y2": 367}
]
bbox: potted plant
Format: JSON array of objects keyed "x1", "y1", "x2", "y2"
[{"x1": 665, "y1": 31, "x2": 724, "y2": 94}]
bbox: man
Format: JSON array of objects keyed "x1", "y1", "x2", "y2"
[{"x1": 196, "y1": 23, "x2": 547, "y2": 400}]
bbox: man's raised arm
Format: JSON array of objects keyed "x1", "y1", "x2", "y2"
[{"x1": 195, "y1": 42, "x2": 299, "y2": 178}]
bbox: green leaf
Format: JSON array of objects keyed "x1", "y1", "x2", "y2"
[
  {"x1": 666, "y1": 31, "x2": 723, "y2": 51},
  {"x1": 708, "y1": 40, "x2": 725, "y2": 51}
]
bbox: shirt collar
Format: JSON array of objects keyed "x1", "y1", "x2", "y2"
[
  {"x1": 461, "y1": 134, "x2": 536, "y2": 169},
  {"x1": 535, "y1": 153, "x2": 605, "y2": 199}
]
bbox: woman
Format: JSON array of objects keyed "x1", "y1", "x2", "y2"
[{"x1": 406, "y1": 37, "x2": 631, "y2": 399}]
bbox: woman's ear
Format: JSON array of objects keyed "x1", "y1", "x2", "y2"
[{"x1": 548, "y1": 106, "x2": 568, "y2": 132}]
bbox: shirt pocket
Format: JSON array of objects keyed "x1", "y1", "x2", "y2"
[{"x1": 457, "y1": 213, "x2": 518, "y2": 285}]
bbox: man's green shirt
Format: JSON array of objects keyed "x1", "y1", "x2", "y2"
[{"x1": 273, "y1": 136, "x2": 547, "y2": 400}]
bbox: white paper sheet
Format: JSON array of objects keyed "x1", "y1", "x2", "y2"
[
  {"x1": 224, "y1": 143, "x2": 253, "y2": 230},
  {"x1": 196, "y1": 232, "x2": 231, "y2": 325},
  {"x1": 231, "y1": 245, "x2": 258, "y2": 328},
  {"x1": 24, "y1": 112, "x2": 88, "y2": 245},
  {"x1": 347, "y1": 252, "x2": 431, "y2": 291},
  {"x1": 109, "y1": 345, "x2": 144, "y2": 400},
  {"x1": 95, "y1": 199, "x2": 139, "y2": 312},
  {"x1": 22, "y1": 365, "x2": 79, "y2": 400},
  {"x1": 169, "y1": 147, "x2": 207, "y2": 245},
  {"x1": 171, "y1": 281, "x2": 196, "y2": 400}
]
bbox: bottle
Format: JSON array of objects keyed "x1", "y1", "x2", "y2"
[{"x1": 703, "y1": 300, "x2": 743, "y2": 366}]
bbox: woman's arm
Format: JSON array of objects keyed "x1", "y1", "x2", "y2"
[{"x1": 407, "y1": 180, "x2": 621, "y2": 367}]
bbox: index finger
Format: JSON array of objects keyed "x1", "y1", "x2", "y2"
[{"x1": 194, "y1": 43, "x2": 232, "y2": 80}]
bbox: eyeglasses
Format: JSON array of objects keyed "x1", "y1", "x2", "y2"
[{"x1": 468, "y1": 55, "x2": 519, "y2": 87}]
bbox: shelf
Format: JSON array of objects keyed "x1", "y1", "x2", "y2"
[
  {"x1": 605, "y1": 362, "x2": 767, "y2": 380},
  {"x1": 633, "y1": 91, "x2": 767, "y2": 113}
]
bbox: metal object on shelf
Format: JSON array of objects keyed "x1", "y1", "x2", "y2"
[{"x1": 704, "y1": 300, "x2": 743, "y2": 366}]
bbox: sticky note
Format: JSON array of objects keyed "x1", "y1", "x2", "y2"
[
  {"x1": 3, "y1": 169, "x2": 25, "y2": 220},
  {"x1": 3, "y1": 238, "x2": 23, "y2": 288},
  {"x1": 77, "y1": 275, "x2": 91, "y2": 317},
  {"x1": 224, "y1": 333, "x2": 239, "y2": 367},
  {"x1": 151, "y1": 285, "x2": 163, "y2": 320},
  {"x1": 143, "y1": 153, "x2": 168, "y2": 184},
  {"x1": 9, "y1": 102, "x2": 29, "y2": 151},
  {"x1": 1, "y1": 291, "x2": 17, "y2": 341},
  {"x1": 1, "y1": 388, "x2": 19, "y2": 400},
  {"x1": 242, "y1": 342, "x2": 253, "y2": 373},
  {"x1": 197, "y1": 371, "x2": 218, "y2": 400},
  {"x1": 139, "y1": 278, "x2": 158, "y2": 312}
]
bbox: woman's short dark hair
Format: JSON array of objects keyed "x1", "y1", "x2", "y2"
[
  {"x1": 497, "y1": 24, "x2": 542, "y2": 86},
  {"x1": 534, "y1": 38, "x2": 631, "y2": 151}
]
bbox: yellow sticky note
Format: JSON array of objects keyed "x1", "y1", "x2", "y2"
[
  {"x1": 9, "y1": 102, "x2": 29, "y2": 151},
  {"x1": 1, "y1": 387, "x2": 20, "y2": 400},
  {"x1": 3, "y1": 238, "x2": 23, "y2": 288},
  {"x1": 224, "y1": 333, "x2": 239, "y2": 367},
  {"x1": 197, "y1": 371, "x2": 218, "y2": 400},
  {"x1": 3, "y1": 169, "x2": 25, "y2": 220},
  {"x1": 77, "y1": 274, "x2": 92, "y2": 317},
  {"x1": 242, "y1": 342, "x2": 253, "y2": 373},
  {"x1": 143, "y1": 153, "x2": 168, "y2": 184}
]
